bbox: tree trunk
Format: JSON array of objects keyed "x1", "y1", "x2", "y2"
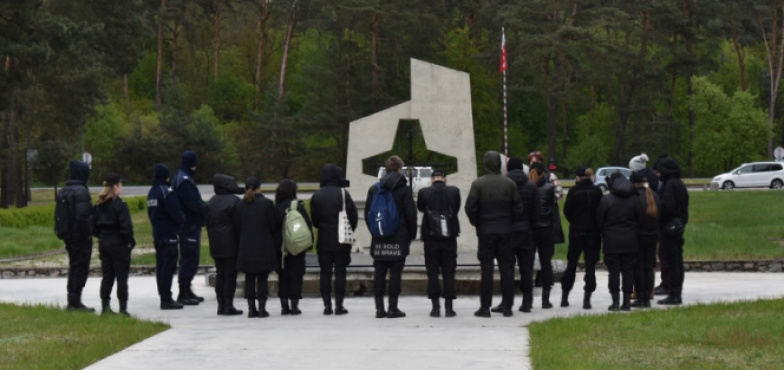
[
  {"x1": 730, "y1": 21, "x2": 748, "y2": 91},
  {"x1": 214, "y1": 2, "x2": 221, "y2": 84},
  {"x1": 169, "y1": 19, "x2": 180, "y2": 76},
  {"x1": 123, "y1": 73, "x2": 131, "y2": 115},
  {"x1": 561, "y1": 100, "x2": 568, "y2": 166},
  {"x1": 760, "y1": 7, "x2": 784, "y2": 157},
  {"x1": 254, "y1": 3, "x2": 269, "y2": 111},
  {"x1": 279, "y1": 0, "x2": 301, "y2": 100},
  {"x1": 156, "y1": 0, "x2": 166, "y2": 108}
]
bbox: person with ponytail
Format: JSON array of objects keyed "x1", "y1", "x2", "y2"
[
  {"x1": 234, "y1": 176, "x2": 281, "y2": 318},
  {"x1": 630, "y1": 172, "x2": 660, "y2": 308},
  {"x1": 92, "y1": 174, "x2": 135, "y2": 316}
]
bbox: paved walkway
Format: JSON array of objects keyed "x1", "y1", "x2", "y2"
[{"x1": 1, "y1": 272, "x2": 783, "y2": 370}]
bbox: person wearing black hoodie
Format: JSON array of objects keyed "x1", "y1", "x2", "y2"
[
  {"x1": 596, "y1": 173, "x2": 643, "y2": 311},
  {"x1": 561, "y1": 167, "x2": 603, "y2": 310},
  {"x1": 465, "y1": 151, "x2": 524, "y2": 318},
  {"x1": 631, "y1": 172, "x2": 661, "y2": 308},
  {"x1": 61, "y1": 160, "x2": 95, "y2": 312},
  {"x1": 171, "y1": 150, "x2": 207, "y2": 305},
  {"x1": 205, "y1": 174, "x2": 245, "y2": 316},
  {"x1": 274, "y1": 179, "x2": 313, "y2": 316},
  {"x1": 656, "y1": 156, "x2": 689, "y2": 305},
  {"x1": 310, "y1": 163, "x2": 358, "y2": 315},
  {"x1": 417, "y1": 169, "x2": 461, "y2": 318},
  {"x1": 366, "y1": 155, "x2": 418, "y2": 318},
  {"x1": 93, "y1": 174, "x2": 135, "y2": 316},
  {"x1": 147, "y1": 164, "x2": 187, "y2": 309}
]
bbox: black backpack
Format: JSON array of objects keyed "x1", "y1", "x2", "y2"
[
  {"x1": 424, "y1": 187, "x2": 455, "y2": 239},
  {"x1": 54, "y1": 187, "x2": 77, "y2": 240}
]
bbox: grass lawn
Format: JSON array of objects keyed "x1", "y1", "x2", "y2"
[
  {"x1": 0, "y1": 303, "x2": 168, "y2": 370},
  {"x1": 529, "y1": 298, "x2": 784, "y2": 369}
]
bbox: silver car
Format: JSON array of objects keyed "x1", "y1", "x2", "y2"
[
  {"x1": 711, "y1": 162, "x2": 784, "y2": 190},
  {"x1": 594, "y1": 167, "x2": 632, "y2": 193},
  {"x1": 377, "y1": 166, "x2": 433, "y2": 194}
]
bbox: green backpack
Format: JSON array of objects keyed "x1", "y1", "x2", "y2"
[{"x1": 282, "y1": 200, "x2": 313, "y2": 259}]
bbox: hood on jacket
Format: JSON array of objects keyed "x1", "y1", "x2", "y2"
[
  {"x1": 609, "y1": 176, "x2": 637, "y2": 197},
  {"x1": 320, "y1": 163, "x2": 350, "y2": 188},
  {"x1": 153, "y1": 163, "x2": 170, "y2": 181},
  {"x1": 381, "y1": 171, "x2": 407, "y2": 191},
  {"x1": 507, "y1": 169, "x2": 530, "y2": 185},
  {"x1": 657, "y1": 156, "x2": 682, "y2": 181},
  {"x1": 482, "y1": 151, "x2": 502, "y2": 175},
  {"x1": 180, "y1": 150, "x2": 197, "y2": 169},
  {"x1": 213, "y1": 174, "x2": 244, "y2": 195},
  {"x1": 69, "y1": 160, "x2": 90, "y2": 184}
]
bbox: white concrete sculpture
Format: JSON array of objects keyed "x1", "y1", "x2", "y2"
[{"x1": 346, "y1": 58, "x2": 478, "y2": 253}]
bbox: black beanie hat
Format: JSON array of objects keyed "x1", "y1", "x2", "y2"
[
  {"x1": 630, "y1": 172, "x2": 647, "y2": 183},
  {"x1": 530, "y1": 162, "x2": 545, "y2": 174},
  {"x1": 507, "y1": 157, "x2": 524, "y2": 171},
  {"x1": 245, "y1": 176, "x2": 261, "y2": 190},
  {"x1": 153, "y1": 163, "x2": 170, "y2": 180},
  {"x1": 181, "y1": 150, "x2": 198, "y2": 169}
]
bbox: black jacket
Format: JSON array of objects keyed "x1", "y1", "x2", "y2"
[
  {"x1": 147, "y1": 178, "x2": 186, "y2": 241},
  {"x1": 205, "y1": 174, "x2": 243, "y2": 259},
  {"x1": 92, "y1": 197, "x2": 135, "y2": 248},
  {"x1": 275, "y1": 196, "x2": 314, "y2": 257},
  {"x1": 596, "y1": 176, "x2": 642, "y2": 254},
  {"x1": 507, "y1": 169, "x2": 539, "y2": 233},
  {"x1": 172, "y1": 167, "x2": 206, "y2": 229},
  {"x1": 417, "y1": 180, "x2": 461, "y2": 240},
  {"x1": 310, "y1": 164, "x2": 358, "y2": 253},
  {"x1": 234, "y1": 193, "x2": 281, "y2": 274},
  {"x1": 465, "y1": 151, "x2": 524, "y2": 235},
  {"x1": 636, "y1": 187, "x2": 661, "y2": 238},
  {"x1": 366, "y1": 171, "x2": 417, "y2": 260},
  {"x1": 532, "y1": 176, "x2": 556, "y2": 229},
  {"x1": 657, "y1": 156, "x2": 689, "y2": 229},
  {"x1": 64, "y1": 160, "x2": 94, "y2": 243},
  {"x1": 563, "y1": 178, "x2": 603, "y2": 233}
]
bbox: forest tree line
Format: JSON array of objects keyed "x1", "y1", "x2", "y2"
[{"x1": 1, "y1": 0, "x2": 781, "y2": 208}]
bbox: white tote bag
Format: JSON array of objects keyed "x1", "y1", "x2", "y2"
[{"x1": 337, "y1": 189, "x2": 355, "y2": 245}]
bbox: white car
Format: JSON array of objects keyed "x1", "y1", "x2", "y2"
[
  {"x1": 594, "y1": 167, "x2": 631, "y2": 193},
  {"x1": 711, "y1": 162, "x2": 784, "y2": 190},
  {"x1": 377, "y1": 166, "x2": 433, "y2": 194}
]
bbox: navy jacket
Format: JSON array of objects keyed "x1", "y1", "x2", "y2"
[
  {"x1": 172, "y1": 167, "x2": 206, "y2": 229},
  {"x1": 148, "y1": 179, "x2": 186, "y2": 240}
]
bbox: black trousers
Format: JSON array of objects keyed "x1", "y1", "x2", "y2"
[
  {"x1": 214, "y1": 257, "x2": 238, "y2": 300},
  {"x1": 634, "y1": 235, "x2": 658, "y2": 298},
  {"x1": 510, "y1": 231, "x2": 534, "y2": 307},
  {"x1": 560, "y1": 232, "x2": 601, "y2": 293},
  {"x1": 318, "y1": 250, "x2": 351, "y2": 297},
  {"x1": 66, "y1": 239, "x2": 92, "y2": 295},
  {"x1": 279, "y1": 253, "x2": 306, "y2": 300},
  {"x1": 605, "y1": 252, "x2": 637, "y2": 294},
  {"x1": 155, "y1": 238, "x2": 178, "y2": 301},
  {"x1": 477, "y1": 234, "x2": 514, "y2": 309},
  {"x1": 424, "y1": 239, "x2": 457, "y2": 300},
  {"x1": 662, "y1": 233, "x2": 685, "y2": 297},
  {"x1": 373, "y1": 258, "x2": 406, "y2": 299},
  {"x1": 245, "y1": 272, "x2": 271, "y2": 300},
  {"x1": 531, "y1": 227, "x2": 555, "y2": 290},
  {"x1": 99, "y1": 241, "x2": 132, "y2": 301},
  {"x1": 177, "y1": 226, "x2": 201, "y2": 286}
]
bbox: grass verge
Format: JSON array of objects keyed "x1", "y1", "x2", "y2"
[
  {"x1": 530, "y1": 298, "x2": 784, "y2": 370},
  {"x1": 0, "y1": 303, "x2": 168, "y2": 370}
]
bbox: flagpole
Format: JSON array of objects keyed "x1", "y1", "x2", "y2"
[{"x1": 501, "y1": 27, "x2": 508, "y2": 156}]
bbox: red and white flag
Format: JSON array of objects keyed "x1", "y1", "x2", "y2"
[{"x1": 500, "y1": 28, "x2": 508, "y2": 72}]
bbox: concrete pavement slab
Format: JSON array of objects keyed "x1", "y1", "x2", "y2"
[{"x1": 1, "y1": 272, "x2": 783, "y2": 370}]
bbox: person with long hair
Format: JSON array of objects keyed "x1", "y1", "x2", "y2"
[
  {"x1": 92, "y1": 174, "x2": 135, "y2": 316},
  {"x1": 234, "y1": 176, "x2": 281, "y2": 318},
  {"x1": 528, "y1": 162, "x2": 557, "y2": 309},
  {"x1": 630, "y1": 172, "x2": 660, "y2": 308},
  {"x1": 274, "y1": 179, "x2": 313, "y2": 315},
  {"x1": 561, "y1": 167, "x2": 603, "y2": 309}
]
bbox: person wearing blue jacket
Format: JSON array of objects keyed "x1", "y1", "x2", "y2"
[
  {"x1": 172, "y1": 150, "x2": 207, "y2": 305},
  {"x1": 147, "y1": 164, "x2": 187, "y2": 309}
]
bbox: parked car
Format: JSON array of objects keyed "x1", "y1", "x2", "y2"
[
  {"x1": 377, "y1": 166, "x2": 433, "y2": 194},
  {"x1": 711, "y1": 162, "x2": 784, "y2": 190},
  {"x1": 594, "y1": 166, "x2": 631, "y2": 193}
]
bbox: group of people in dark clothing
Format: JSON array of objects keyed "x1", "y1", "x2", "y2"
[{"x1": 59, "y1": 148, "x2": 687, "y2": 319}]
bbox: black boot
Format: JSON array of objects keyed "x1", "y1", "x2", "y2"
[
  {"x1": 322, "y1": 295, "x2": 333, "y2": 315},
  {"x1": 561, "y1": 289, "x2": 570, "y2": 307},
  {"x1": 67, "y1": 293, "x2": 95, "y2": 313},
  {"x1": 444, "y1": 298, "x2": 456, "y2": 317},
  {"x1": 335, "y1": 295, "x2": 348, "y2": 315},
  {"x1": 160, "y1": 299, "x2": 184, "y2": 310},
  {"x1": 375, "y1": 296, "x2": 387, "y2": 318},
  {"x1": 658, "y1": 295, "x2": 682, "y2": 305},
  {"x1": 608, "y1": 293, "x2": 620, "y2": 311},
  {"x1": 430, "y1": 298, "x2": 441, "y2": 318},
  {"x1": 119, "y1": 300, "x2": 130, "y2": 317},
  {"x1": 101, "y1": 300, "x2": 114, "y2": 315},
  {"x1": 474, "y1": 306, "x2": 491, "y2": 318},
  {"x1": 631, "y1": 290, "x2": 645, "y2": 308},
  {"x1": 217, "y1": 297, "x2": 225, "y2": 315},
  {"x1": 223, "y1": 297, "x2": 243, "y2": 316},
  {"x1": 490, "y1": 303, "x2": 505, "y2": 313},
  {"x1": 247, "y1": 299, "x2": 259, "y2": 318},
  {"x1": 642, "y1": 292, "x2": 651, "y2": 308},
  {"x1": 620, "y1": 293, "x2": 631, "y2": 311},
  {"x1": 257, "y1": 298, "x2": 270, "y2": 318},
  {"x1": 387, "y1": 296, "x2": 406, "y2": 318},
  {"x1": 290, "y1": 299, "x2": 301, "y2": 315},
  {"x1": 582, "y1": 292, "x2": 592, "y2": 310},
  {"x1": 280, "y1": 297, "x2": 291, "y2": 315},
  {"x1": 187, "y1": 285, "x2": 205, "y2": 302},
  {"x1": 177, "y1": 285, "x2": 199, "y2": 306},
  {"x1": 520, "y1": 295, "x2": 532, "y2": 313},
  {"x1": 541, "y1": 289, "x2": 553, "y2": 309}
]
